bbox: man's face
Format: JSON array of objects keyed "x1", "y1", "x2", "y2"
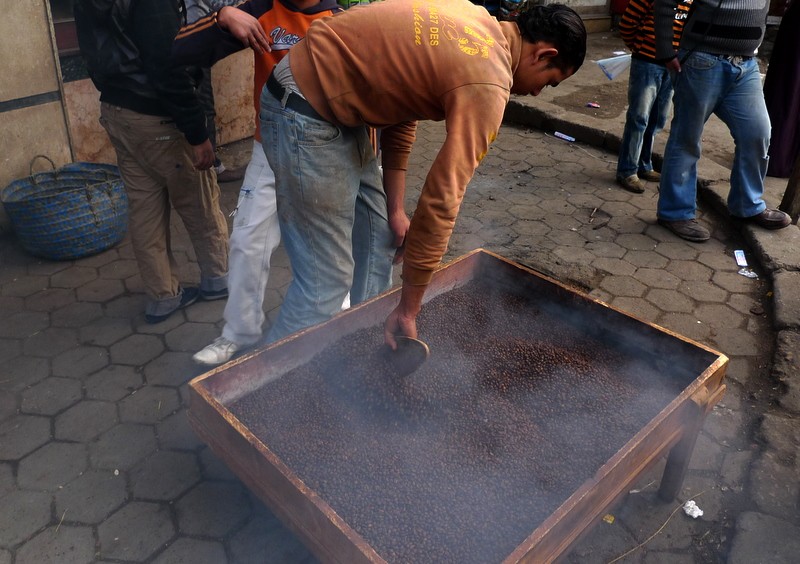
[{"x1": 511, "y1": 42, "x2": 575, "y2": 97}]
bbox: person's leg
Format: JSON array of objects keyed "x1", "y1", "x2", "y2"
[
  {"x1": 639, "y1": 66, "x2": 673, "y2": 175},
  {"x1": 100, "y1": 104, "x2": 184, "y2": 316},
  {"x1": 617, "y1": 59, "x2": 661, "y2": 180},
  {"x1": 657, "y1": 51, "x2": 723, "y2": 222},
  {"x1": 159, "y1": 129, "x2": 230, "y2": 296},
  {"x1": 714, "y1": 58, "x2": 770, "y2": 218},
  {"x1": 260, "y1": 91, "x2": 362, "y2": 342},
  {"x1": 351, "y1": 128, "x2": 394, "y2": 304},
  {"x1": 220, "y1": 140, "x2": 281, "y2": 345}
]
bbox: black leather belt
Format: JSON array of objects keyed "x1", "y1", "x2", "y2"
[{"x1": 266, "y1": 72, "x2": 324, "y2": 121}]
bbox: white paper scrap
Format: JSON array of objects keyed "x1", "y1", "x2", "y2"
[
  {"x1": 734, "y1": 249, "x2": 748, "y2": 267},
  {"x1": 683, "y1": 500, "x2": 704, "y2": 518}
]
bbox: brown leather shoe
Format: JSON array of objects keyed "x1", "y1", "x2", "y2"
[
  {"x1": 739, "y1": 208, "x2": 791, "y2": 230},
  {"x1": 657, "y1": 218, "x2": 710, "y2": 242},
  {"x1": 639, "y1": 170, "x2": 661, "y2": 181},
  {"x1": 616, "y1": 174, "x2": 645, "y2": 194}
]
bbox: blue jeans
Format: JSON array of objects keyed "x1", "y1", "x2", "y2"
[
  {"x1": 617, "y1": 58, "x2": 672, "y2": 179},
  {"x1": 259, "y1": 87, "x2": 394, "y2": 342},
  {"x1": 657, "y1": 51, "x2": 771, "y2": 221}
]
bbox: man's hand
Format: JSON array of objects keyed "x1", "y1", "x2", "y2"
[
  {"x1": 389, "y1": 208, "x2": 410, "y2": 264},
  {"x1": 191, "y1": 139, "x2": 215, "y2": 170},
  {"x1": 216, "y1": 6, "x2": 271, "y2": 55},
  {"x1": 384, "y1": 283, "x2": 425, "y2": 349},
  {"x1": 666, "y1": 56, "x2": 681, "y2": 74}
]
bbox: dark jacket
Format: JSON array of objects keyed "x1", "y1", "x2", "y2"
[{"x1": 74, "y1": 0, "x2": 208, "y2": 145}]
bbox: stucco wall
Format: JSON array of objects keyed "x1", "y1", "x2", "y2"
[
  {"x1": 0, "y1": 1, "x2": 72, "y2": 232},
  {"x1": 67, "y1": 50, "x2": 255, "y2": 164}
]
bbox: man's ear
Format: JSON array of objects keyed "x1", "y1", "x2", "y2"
[{"x1": 531, "y1": 45, "x2": 559, "y2": 64}]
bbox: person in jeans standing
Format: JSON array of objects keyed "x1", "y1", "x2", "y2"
[
  {"x1": 615, "y1": 0, "x2": 692, "y2": 194},
  {"x1": 74, "y1": 0, "x2": 229, "y2": 323},
  {"x1": 653, "y1": 0, "x2": 791, "y2": 242}
]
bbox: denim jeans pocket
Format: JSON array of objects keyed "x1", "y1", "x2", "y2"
[
  {"x1": 297, "y1": 118, "x2": 341, "y2": 147},
  {"x1": 683, "y1": 51, "x2": 718, "y2": 71}
]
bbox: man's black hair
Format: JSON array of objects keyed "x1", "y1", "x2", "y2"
[{"x1": 515, "y1": 2, "x2": 587, "y2": 73}]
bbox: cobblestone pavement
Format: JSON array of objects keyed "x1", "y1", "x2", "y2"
[
  {"x1": 2, "y1": 32, "x2": 799, "y2": 564},
  {"x1": 1, "y1": 116, "x2": 797, "y2": 563}
]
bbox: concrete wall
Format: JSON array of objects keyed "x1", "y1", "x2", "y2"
[{"x1": 0, "y1": 1, "x2": 72, "y2": 232}]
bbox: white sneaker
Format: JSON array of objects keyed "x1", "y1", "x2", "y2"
[{"x1": 193, "y1": 337, "x2": 240, "y2": 366}]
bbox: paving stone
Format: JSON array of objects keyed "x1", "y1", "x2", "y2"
[
  {"x1": 17, "y1": 441, "x2": 88, "y2": 491},
  {"x1": 110, "y1": 334, "x2": 165, "y2": 366},
  {"x1": 51, "y1": 302, "x2": 104, "y2": 328},
  {"x1": 0, "y1": 391, "x2": 17, "y2": 424},
  {"x1": 645, "y1": 289, "x2": 695, "y2": 314},
  {"x1": 774, "y1": 331, "x2": 800, "y2": 414},
  {"x1": 55, "y1": 400, "x2": 118, "y2": 442},
  {"x1": 758, "y1": 412, "x2": 800, "y2": 459},
  {"x1": 143, "y1": 352, "x2": 195, "y2": 388},
  {"x1": 50, "y1": 267, "x2": 98, "y2": 289},
  {"x1": 609, "y1": 296, "x2": 660, "y2": 323},
  {"x1": 26, "y1": 261, "x2": 70, "y2": 276},
  {"x1": 0, "y1": 311, "x2": 49, "y2": 339},
  {"x1": 729, "y1": 512, "x2": 800, "y2": 564},
  {"x1": 78, "y1": 247, "x2": 119, "y2": 267},
  {"x1": 184, "y1": 300, "x2": 226, "y2": 324},
  {"x1": 711, "y1": 328, "x2": 762, "y2": 358},
  {"x1": 712, "y1": 270, "x2": 760, "y2": 294},
  {"x1": 0, "y1": 548, "x2": 8, "y2": 564},
  {"x1": 52, "y1": 346, "x2": 109, "y2": 379},
  {"x1": 54, "y1": 469, "x2": 127, "y2": 524},
  {"x1": 105, "y1": 295, "x2": 145, "y2": 320},
  {"x1": 0, "y1": 489, "x2": 52, "y2": 546},
  {"x1": 591, "y1": 256, "x2": 636, "y2": 276},
  {"x1": 726, "y1": 292, "x2": 764, "y2": 316},
  {"x1": 773, "y1": 270, "x2": 800, "y2": 329},
  {"x1": 0, "y1": 339, "x2": 20, "y2": 364},
  {"x1": 0, "y1": 463, "x2": 13, "y2": 498},
  {"x1": 78, "y1": 317, "x2": 133, "y2": 347},
  {"x1": 748, "y1": 451, "x2": 800, "y2": 522},
  {"x1": 90, "y1": 423, "x2": 157, "y2": 471},
  {"x1": 702, "y1": 401, "x2": 748, "y2": 446},
  {"x1": 616, "y1": 491, "x2": 699, "y2": 551},
  {"x1": 1, "y1": 275, "x2": 48, "y2": 298},
  {"x1": 164, "y1": 323, "x2": 219, "y2": 354},
  {"x1": 0, "y1": 414, "x2": 51, "y2": 460},
  {"x1": 658, "y1": 313, "x2": 710, "y2": 342},
  {"x1": 25, "y1": 288, "x2": 75, "y2": 312},
  {"x1": 634, "y1": 268, "x2": 681, "y2": 290},
  {"x1": 21, "y1": 377, "x2": 82, "y2": 416},
  {"x1": 157, "y1": 409, "x2": 204, "y2": 451},
  {"x1": 600, "y1": 275, "x2": 647, "y2": 297},
  {"x1": 119, "y1": 386, "x2": 180, "y2": 424},
  {"x1": 98, "y1": 259, "x2": 139, "y2": 280},
  {"x1": 23, "y1": 327, "x2": 79, "y2": 358},
  {"x1": 130, "y1": 450, "x2": 200, "y2": 500},
  {"x1": 198, "y1": 447, "x2": 239, "y2": 482},
  {"x1": 720, "y1": 449, "x2": 756, "y2": 492},
  {"x1": 643, "y1": 552, "x2": 694, "y2": 564},
  {"x1": 85, "y1": 365, "x2": 143, "y2": 402},
  {"x1": 624, "y1": 250, "x2": 669, "y2": 269},
  {"x1": 654, "y1": 242, "x2": 700, "y2": 261},
  {"x1": 0, "y1": 296, "x2": 24, "y2": 314},
  {"x1": 152, "y1": 537, "x2": 227, "y2": 564},
  {"x1": 566, "y1": 515, "x2": 643, "y2": 563},
  {"x1": 97, "y1": 501, "x2": 175, "y2": 561},
  {"x1": 176, "y1": 481, "x2": 251, "y2": 536},
  {"x1": 75, "y1": 278, "x2": 125, "y2": 303},
  {"x1": 14, "y1": 525, "x2": 95, "y2": 564},
  {"x1": 228, "y1": 514, "x2": 314, "y2": 564},
  {"x1": 676, "y1": 280, "x2": 728, "y2": 304}
]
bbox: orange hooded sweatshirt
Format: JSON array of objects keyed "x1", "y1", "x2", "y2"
[{"x1": 290, "y1": 0, "x2": 522, "y2": 285}]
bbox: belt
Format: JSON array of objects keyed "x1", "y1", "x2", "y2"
[{"x1": 266, "y1": 72, "x2": 325, "y2": 121}]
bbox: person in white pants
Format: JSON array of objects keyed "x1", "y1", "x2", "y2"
[{"x1": 193, "y1": 141, "x2": 280, "y2": 365}]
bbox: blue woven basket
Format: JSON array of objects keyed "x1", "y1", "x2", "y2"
[{"x1": 1, "y1": 156, "x2": 128, "y2": 260}]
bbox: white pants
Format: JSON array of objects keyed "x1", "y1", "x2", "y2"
[{"x1": 221, "y1": 141, "x2": 281, "y2": 346}]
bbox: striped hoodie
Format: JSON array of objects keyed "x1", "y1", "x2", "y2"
[{"x1": 619, "y1": 0, "x2": 693, "y2": 63}]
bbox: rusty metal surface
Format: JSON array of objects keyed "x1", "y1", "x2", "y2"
[{"x1": 190, "y1": 251, "x2": 727, "y2": 562}]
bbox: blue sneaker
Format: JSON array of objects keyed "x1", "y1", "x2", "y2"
[{"x1": 145, "y1": 287, "x2": 199, "y2": 324}]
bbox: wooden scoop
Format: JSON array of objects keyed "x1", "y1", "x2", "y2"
[{"x1": 387, "y1": 336, "x2": 430, "y2": 377}]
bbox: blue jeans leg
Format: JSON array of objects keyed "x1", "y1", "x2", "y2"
[
  {"x1": 658, "y1": 52, "x2": 770, "y2": 221},
  {"x1": 259, "y1": 90, "x2": 393, "y2": 342},
  {"x1": 715, "y1": 59, "x2": 770, "y2": 218},
  {"x1": 617, "y1": 59, "x2": 672, "y2": 179}
]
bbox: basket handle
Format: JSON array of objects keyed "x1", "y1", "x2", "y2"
[{"x1": 29, "y1": 155, "x2": 56, "y2": 176}]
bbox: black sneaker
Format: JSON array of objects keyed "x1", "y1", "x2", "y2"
[
  {"x1": 200, "y1": 287, "x2": 229, "y2": 301},
  {"x1": 145, "y1": 287, "x2": 200, "y2": 324}
]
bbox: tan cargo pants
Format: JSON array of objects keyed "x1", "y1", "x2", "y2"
[{"x1": 100, "y1": 103, "x2": 229, "y2": 317}]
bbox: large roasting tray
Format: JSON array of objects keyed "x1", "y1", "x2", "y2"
[{"x1": 188, "y1": 249, "x2": 727, "y2": 563}]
